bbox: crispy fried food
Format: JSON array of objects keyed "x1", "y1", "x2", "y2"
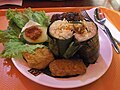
[
  {"x1": 23, "y1": 48, "x2": 54, "y2": 69},
  {"x1": 51, "y1": 12, "x2": 84, "y2": 23},
  {"x1": 49, "y1": 59, "x2": 86, "y2": 77}
]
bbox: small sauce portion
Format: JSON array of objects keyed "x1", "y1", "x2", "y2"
[{"x1": 25, "y1": 26, "x2": 42, "y2": 40}]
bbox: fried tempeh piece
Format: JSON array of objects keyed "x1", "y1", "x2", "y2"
[{"x1": 49, "y1": 59, "x2": 86, "y2": 77}]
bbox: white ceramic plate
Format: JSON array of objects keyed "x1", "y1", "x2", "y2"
[{"x1": 12, "y1": 15, "x2": 113, "y2": 88}]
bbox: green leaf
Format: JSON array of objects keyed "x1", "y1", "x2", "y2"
[
  {"x1": 0, "y1": 41, "x2": 46, "y2": 58},
  {"x1": 8, "y1": 20, "x2": 21, "y2": 36},
  {"x1": 6, "y1": 8, "x2": 50, "y2": 29},
  {"x1": 6, "y1": 9, "x2": 29, "y2": 29},
  {"x1": 0, "y1": 29, "x2": 19, "y2": 43},
  {"x1": 23, "y1": 8, "x2": 34, "y2": 20},
  {"x1": 32, "y1": 11, "x2": 50, "y2": 27},
  {"x1": 64, "y1": 41, "x2": 82, "y2": 58},
  {"x1": 48, "y1": 37, "x2": 73, "y2": 58},
  {"x1": 48, "y1": 38, "x2": 59, "y2": 56}
]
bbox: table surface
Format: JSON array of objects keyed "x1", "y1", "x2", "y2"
[
  {"x1": 0, "y1": 0, "x2": 106, "y2": 9},
  {"x1": 0, "y1": 1, "x2": 120, "y2": 90}
]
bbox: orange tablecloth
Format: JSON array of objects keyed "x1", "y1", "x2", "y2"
[{"x1": 0, "y1": 7, "x2": 120, "y2": 90}]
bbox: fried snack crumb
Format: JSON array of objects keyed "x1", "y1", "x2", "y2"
[{"x1": 23, "y1": 48, "x2": 54, "y2": 69}]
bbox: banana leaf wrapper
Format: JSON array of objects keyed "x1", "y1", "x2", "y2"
[
  {"x1": 48, "y1": 29, "x2": 99, "y2": 61},
  {"x1": 47, "y1": 29, "x2": 74, "y2": 58},
  {"x1": 63, "y1": 41, "x2": 83, "y2": 58},
  {"x1": 48, "y1": 37, "x2": 74, "y2": 58},
  {"x1": 75, "y1": 31, "x2": 100, "y2": 64}
]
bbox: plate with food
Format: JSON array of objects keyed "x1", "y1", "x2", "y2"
[{"x1": 0, "y1": 8, "x2": 113, "y2": 88}]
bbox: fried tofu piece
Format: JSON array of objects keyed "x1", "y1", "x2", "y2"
[
  {"x1": 49, "y1": 59, "x2": 86, "y2": 77},
  {"x1": 23, "y1": 48, "x2": 54, "y2": 69}
]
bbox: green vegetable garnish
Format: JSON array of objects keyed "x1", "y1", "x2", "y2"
[
  {"x1": 0, "y1": 41, "x2": 45, "y2": 58},
  {"x1": 6, "y1": 9, "x2": 29, "y2": 29},
  {"x1": 6, "y1": 8, "x2": 50, "y2": 29},
  {"x1": 0, "y1": 8, "x2": 50, "y2": 59},
  {"x1": 0, "y1": 28, "x2": 19, "y2": 43}
]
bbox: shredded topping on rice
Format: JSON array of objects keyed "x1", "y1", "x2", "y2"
[
  {"x1": 74, "y1": 22, "x2": 97, "y2": 42},
  {"x1": 49, "y1": 19, "x2": 97, "y2": 41},
  {"x1": 49, "y1": 19, "x2": 74, "y2": 39}
]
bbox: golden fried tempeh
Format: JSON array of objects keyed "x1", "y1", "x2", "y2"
[{"x1": 49, "y1": 59, "x2": 86, "y2": 77}]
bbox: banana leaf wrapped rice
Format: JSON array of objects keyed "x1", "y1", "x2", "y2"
[
  {"x1": 48, "y1": 12, "x2": 99, "y2": 64},
  {"x1": 48, "y1": 19, "x2": 74, "y2": 58},
  {"x1": 73, "y1": 21, "x2": 99, "y2": 64}
]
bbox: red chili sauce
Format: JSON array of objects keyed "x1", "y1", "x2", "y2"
[{"x1": 25, "y1": 26, "x2": 42, "y2": 40}]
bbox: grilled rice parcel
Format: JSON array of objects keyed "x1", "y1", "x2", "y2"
[
  {"x1": 0, "y1": 8, "x2": 99, "y2": 77},
  {"x1": 48, "y1": 12, "x2": 99, "y2": 64}
]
